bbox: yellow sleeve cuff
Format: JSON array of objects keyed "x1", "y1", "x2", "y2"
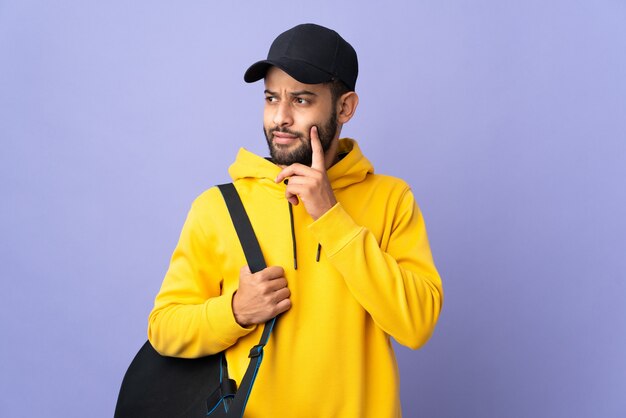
[
  {"x1": 205, "y1": 291, "x2": 256, "y2": 346},
  {"x1": 307, "y1": 203, "x2": 363, "y2": 257}
]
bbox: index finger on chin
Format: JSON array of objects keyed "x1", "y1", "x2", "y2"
[{"x1": 310, "y1": 126, "x2": 325, "y2": 171}]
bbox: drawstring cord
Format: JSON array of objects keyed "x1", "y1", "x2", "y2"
[
  {"x1": 288, "y1": 202, "x2": 298, "y2": 270},
  {"x1": 285, "y1": 179, "x2": 321, "y2": 267}
]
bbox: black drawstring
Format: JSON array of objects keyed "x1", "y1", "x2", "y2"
[
  {"x1": 288, "y1": 202, "x2": 297, "y2": 270},
  {"x1": 284, "y1": 179, "x2": 321, "y2": 267}
]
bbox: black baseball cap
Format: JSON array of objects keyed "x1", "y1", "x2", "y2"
[{"x1": 244, "y1": 23, "x2": 358, "y2": 91}]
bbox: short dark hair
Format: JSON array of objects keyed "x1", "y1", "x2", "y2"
[{"x1": 326, "y1": 78, "x2": 352, "y2": 104}]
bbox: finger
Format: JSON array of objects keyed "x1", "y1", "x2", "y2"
[
  {"x1": 259, "y1": 265, "x2": 285, "y2": 280},
  {"x1": 285, "y1": 181, "x2": 315, "y2": 198},
  {"x1": 240, "y1": 265, "x2": 252, "y2": 276},
  {"x1": 282, "y1": 175, "x2": 312, "y2": 186},
  {"x1": 274, "y1": 298, "x2": 292, "y2": 315},
  {"x1": 284, "y1": 183, "x2": 303, "y2": 205},
  {"x1": 285, "y1": 193, "x2": 299, "y2": 206},
  {"x1": 266, "y1": 278, "x2": 288, "y2": 291},
  {"x1": 310, "y1": 125, "x2": 325, "y2": 171},
  {"x1": 272, "y1": 286, "x2": 291, "y2": 302},
  {"x1": 276, "y1": 163, "x2": 311, "y2": 183}
]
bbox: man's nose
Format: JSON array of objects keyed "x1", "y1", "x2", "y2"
[{"x1": 273, "y1": 102, "x2": 293, "y2": 127}]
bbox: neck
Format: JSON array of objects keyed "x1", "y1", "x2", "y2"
[{"x1": 324, "y1": 138, "x2": 340, "y2": 169}]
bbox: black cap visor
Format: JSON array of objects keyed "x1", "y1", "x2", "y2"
[{"x1": 244, "y1": 58, "x2": 334, "y2": 86}]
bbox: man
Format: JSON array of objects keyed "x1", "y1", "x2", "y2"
[{"x1": 148, "y1": 23, "x2": 443, "y2": 417}]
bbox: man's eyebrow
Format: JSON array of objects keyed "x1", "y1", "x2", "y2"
[
  {"x1": 290, "y1": 90, "x2": 317, "y2": 97},
  {"x1": 263, "y1": 89, "x2": 317, "y2": 97}
]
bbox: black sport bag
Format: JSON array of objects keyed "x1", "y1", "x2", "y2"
[{"x1": 115, "y1": 183, "x2": 276, "y2": 418}]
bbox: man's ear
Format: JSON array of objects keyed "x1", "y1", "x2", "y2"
[{"x1": 337, "y1": 92, "x2": 359, "y2": 124}]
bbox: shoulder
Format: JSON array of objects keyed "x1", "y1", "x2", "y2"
[
  {"x1": 363, "y1": 172, "x2": 413, "y2": 199},
  {"x1": 184, "y1": 185, "x2": 232, "y2": 230},
  {"x1": 363, "y1": 174, "x2": 423, "y2": 221},
  {"x1": 369, "y1": 173, "x2": 410, "y2": 189},
  {"x1": 191, "y1": 185, "x2": 229, "y2": 209}
]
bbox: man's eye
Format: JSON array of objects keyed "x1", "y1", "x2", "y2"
[
  {"x1": 265, "y1": 96, "x2": 277, "y2": 103},
  {"x1": 295, "y1": 98, "x2": 308, "y2": 104}
]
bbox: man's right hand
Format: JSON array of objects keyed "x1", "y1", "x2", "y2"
[{"x1": 232, "y1": 265, "x2": 291, "y2": 327}]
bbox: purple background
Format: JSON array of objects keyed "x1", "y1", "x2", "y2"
[{"x1": 1, "y1": 1, "x2": 625, "y2": 417}]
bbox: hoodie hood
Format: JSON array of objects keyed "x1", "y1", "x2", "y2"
[{"x1": 228, "y1": 138, "x2": 374, "y2": 190}]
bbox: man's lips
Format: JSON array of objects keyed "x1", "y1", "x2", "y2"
[{"x1": 272, "y1": 131, "x2": 300, "y2": 145}]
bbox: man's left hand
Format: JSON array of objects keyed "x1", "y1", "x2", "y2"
[{"x1": 275, "y1": 126, "x2": 337, "y2": 221}]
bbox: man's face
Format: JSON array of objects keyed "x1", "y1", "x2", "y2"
[{"x1": 263, "y1": 67, "x2": 338, "y2": 166}]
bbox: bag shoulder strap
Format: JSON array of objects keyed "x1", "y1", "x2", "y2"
[
  {"x1": 211, "y1": 183, "x2": 277, "y2": 418},
  {"x1": 218, "y1": 183, "x2": 266, "y2": 273}
]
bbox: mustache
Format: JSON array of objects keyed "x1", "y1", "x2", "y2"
[{"x1": 269, "y1": 127, "x2": 305, "y2": 139}]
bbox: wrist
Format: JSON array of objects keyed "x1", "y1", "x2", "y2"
[
  {"x1": 231, "y1": 291, "x2": 250, "y2": 327},
  {"x1": 312, "y1": 199, "x2": 337, "y2": 221}
]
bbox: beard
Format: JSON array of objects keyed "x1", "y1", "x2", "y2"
[{"x1": 264, "y1": 108, "x2": 338, "y2": 166}]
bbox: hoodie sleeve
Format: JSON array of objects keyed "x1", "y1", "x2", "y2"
[
  {"x1": 147, "y1": 192, "x2": 256, "y2": 358},
  {"x1": 308, "y1": 187, "x2": 443, "y2": 349}
]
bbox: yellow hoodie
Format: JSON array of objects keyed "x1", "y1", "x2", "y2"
[{"x1": 148, "y1": 138, "x2": 443, "y2": 418}]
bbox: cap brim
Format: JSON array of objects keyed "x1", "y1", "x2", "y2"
[{"x1": 244, "y1": 58, "x2": 333, "y2": 85}]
